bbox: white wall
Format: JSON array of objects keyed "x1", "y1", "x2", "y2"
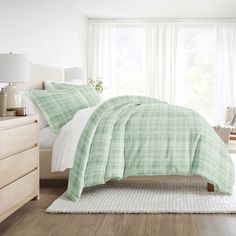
[
  {"x1": 0, "y1": 0, "x2": 88, "y2": 68},
  {"x1": 67, "y1": 0, "x2": 236, "y2": 18}
]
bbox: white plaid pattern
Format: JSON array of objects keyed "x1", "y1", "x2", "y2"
[
  {"x1": 52, "y1": 83, "x2": 102, "y2": 106},
  {"x1": 67, "y1": 96, "x2": 235, "y2": 201},
  {"x1": 31, "y1": 89, "x2": 89, "y2": 133}
]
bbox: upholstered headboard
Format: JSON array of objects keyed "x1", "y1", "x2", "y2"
[{"x1": 17, "y1": 64, "x2": 64, "y2": 91}]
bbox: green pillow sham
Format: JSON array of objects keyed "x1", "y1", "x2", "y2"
[
  {"x1": 52, "y1": 83, "x2": 102, "y2": 106},
  {"x1": 31, "y1": 89, "x2": 89, "y2": 134}
]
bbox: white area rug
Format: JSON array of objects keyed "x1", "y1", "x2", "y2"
[{"x1": 46, "y1": 179, "x2": 236, "y2": 214}]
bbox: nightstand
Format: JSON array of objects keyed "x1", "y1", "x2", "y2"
[
  {"x1": 228, "y1": 141, "x2": 236, "y2": 154},
  {"x1": 0, "y1": 115, "x2": 39, "y2": 222}
]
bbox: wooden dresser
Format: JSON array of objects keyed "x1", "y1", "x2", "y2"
[{"x1": 0, "y1": 115, "x2": 39, "y2": 222}]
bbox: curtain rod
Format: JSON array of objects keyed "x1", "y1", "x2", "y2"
[{"x1": 89, "y1": 18, "x2": 236, "y2": 23}]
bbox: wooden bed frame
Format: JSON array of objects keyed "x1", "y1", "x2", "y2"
[
  {"x1": 207, "y1": 183, "x2": 214, "y2": 192},
  {"x1": 25, "y1": 64, "x2": 215, "y2": 192}
]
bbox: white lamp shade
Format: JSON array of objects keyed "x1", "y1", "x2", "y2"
[
  {"x1": 0, "y1": 54, "x2": 29, "y2": 83},
  {"x1": 64, "y1": 67, "x2": 86, "y2": 82}
]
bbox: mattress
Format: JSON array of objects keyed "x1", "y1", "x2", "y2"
[{"x1": 39, "y1": 127, "x2": 57, "y2": 149}]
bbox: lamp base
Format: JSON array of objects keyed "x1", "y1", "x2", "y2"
[{"x1": 6, "y1": 82, "x2": 17, "y2": 109}]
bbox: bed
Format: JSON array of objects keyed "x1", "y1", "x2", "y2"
[{"x1": 23, "y1": 64, "x2": 234, "y2": 202}]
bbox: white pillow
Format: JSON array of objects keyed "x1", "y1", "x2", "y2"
[
  {"x1": 20, "y1": 91, "x2": 48, "y2": 130},
  {"x1": 44, "y1": 79, "x2": 85, "y2": 90},
  {"x1": 44, "y1": 80, "x2": 56, "y2": 90}
]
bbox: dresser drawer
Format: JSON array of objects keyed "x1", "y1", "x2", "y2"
[
  {"x1": 0, "y1": 123, "x2": 38, "y2": 159},
  {"x1": 0, "y1": 170, "x2": 39, "y2": 221},
  {"x1": 0, "y1": 147, "x2": 38, "y2": 189}
]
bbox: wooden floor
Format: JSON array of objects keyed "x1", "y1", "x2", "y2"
[{"x1": 1, "y1": 187, "x2": 236, "y2": 236}]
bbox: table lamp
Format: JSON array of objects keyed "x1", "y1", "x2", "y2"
[
  {"x1": 64, "y1": 67, "x2": 86, "y2": 84},
  {"x1": 0, "y1": 53, "x2": 29, "y2": 109}
]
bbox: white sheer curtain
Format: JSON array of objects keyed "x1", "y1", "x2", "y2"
[
  {"x1": 214, "y1": 23, "x2": 236, "y2": 124},
  {"x1": 145, "y1": 22, "x2": 183, "y2": 104},
  {"x1": 88, "y1": 20, "x2": 183, "y2": 102},
  {"x1": 88, "y1": 21, "x2": 116, "y2": 98},
  {"x1": 88, "y1": 20, "x2": 236, "y2": 117}
]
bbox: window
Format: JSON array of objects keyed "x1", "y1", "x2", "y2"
[
  {"x1": 182, "y1": 25, "x2": 216, "y2": 123},
  {"x1": 89, "y1": 21, "x2": 218, "y2": 123},
  {"x1": 114, "y1": 25, "x2": 217, "y2": 123},
  {"x1": 115, "y1": 26, "x2": 145, "y2": 96}
]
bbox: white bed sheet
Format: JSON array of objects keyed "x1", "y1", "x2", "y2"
[
  {"x1": 51, "y1": 105, "x2": 99, "y2": 172},
  {"x1": 40, "y1": 127, "x2": 57, "y2": 149}
]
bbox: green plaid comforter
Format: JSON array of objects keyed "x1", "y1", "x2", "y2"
[{"x1": 67, "y1": 96, "x2": 235, "y2": 201}]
